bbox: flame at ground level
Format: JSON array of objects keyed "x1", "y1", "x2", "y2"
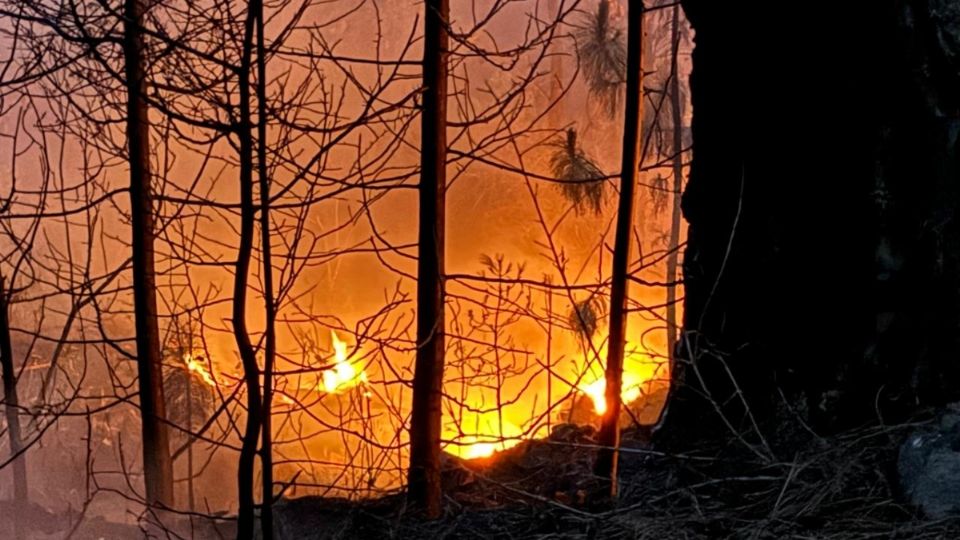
[
  {"x1": 442, "y1": 344, "x2": 665, "y2": 460},
  {"x1": 452, "y1": 434, "x2": 524, "y2": 460},
  {"x1": 443, "y1": 413, "x2": 525, "y2": 459},
  {"x1": 179, "y1": 330, "x2": 667, "y2": 480},
  {"x1": 321, "y1": 330, "x2": 368, "y2": 393},
  {"x1": 577, "y1": 372, "x2": 647, "y2": 416}
]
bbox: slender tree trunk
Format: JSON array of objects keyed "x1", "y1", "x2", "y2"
[
  {"x1": 665, "y1": 3, "x2": 683, "y2": 372},
  {"x1": 594, "y1": 0, "x2": 644, "y2": 499},
  {"x1": 186, "y1": 371, "x2": 195, "y2": 512},
  {"x1": 0, "y1": 277, "x2": 27, "y2": 539},
  {"x1": 123, "y1": 0, "x2": 174, "y2": 508},
  {"x1": 407, "y1": 0, "x2": 449, "y2": 519},
  {"x1": 235, "y1": 2, "x2": 262, "y2": 537},
  {"x1": 547, "y1": 0, "x2": 563, "y2": 127},
  {"x1": 256, "y1": 4, "x2": 275, "y2": 538}
]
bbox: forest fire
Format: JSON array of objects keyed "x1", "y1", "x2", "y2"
[
  {"x1": 441, "y1": 341, "x2": 663, "y2": 460},
  {"x1": 320, "y1": 331, "x2": 368, "y2": 394},
  {"x1": 0, "y1": 0, "x2": 696, "y2": 536},
  {"x1": 183, "y1": 353, "x2": 217, "y2": 388},
  {"x1": 8, "y1": 0, "x2": 954, "y2": 537},
  {"x1": 458, "y1": 440, "x2": 503, "y2": 460},
  {"x1": 577, "y1": 372, "x2": 647, "y2": 415},
  {"x1": 454, "y1": 433, "x2": 524, "y2": 460},
  {"x1": 175, "y1": 327, "x2": 660, "y2": 463},
  {"x1": 445, "y1": 411, "x2": 526, "y2": 460}
]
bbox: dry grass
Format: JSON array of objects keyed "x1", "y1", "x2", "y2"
[{"x1": 272, "y1": 420, "x2": 960, "y2": 539}]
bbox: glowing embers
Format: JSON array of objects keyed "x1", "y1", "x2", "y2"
[{"x1": 320, "y1": 330, "x2": 368, "y2": 394}]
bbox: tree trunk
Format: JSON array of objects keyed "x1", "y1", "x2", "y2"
[
  {"x1": 407, "y1": 0, "x2": 449, "y2": 519},
  {"x1": 547, "y1": 0, "x2": 563, "y2": 127},
  {"x1": 186, "y1": 370, "x2": 195, "y2": 512},
  {"x1": 235, "y1": 1, "x2": 263, "y2": 537},
  {"x1": 256, "y1": 3, "x2": 275, "y2": 537},
  {"x1": 0, "y1": 277, "x2": 27, "y2": 539},
  {"x1": 594, "y1": 0, "x2": 644, "y2": 499},
  {"x1": 123, "y1": 0, "x2": 174, "y2": 508},
  {"x1": 659, "y1": 0, "x2": 960, "y2": 448},
  {"x1": 664, "y1": 3, "x2": 683, "y2": 375}
]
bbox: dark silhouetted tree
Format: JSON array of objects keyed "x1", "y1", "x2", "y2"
[
  {"x1": 124, "y1": 0, "x2": 174, "y2": 507},
  {"x1": 665, "y1": 2, "x2": 684, "y2": 376},
  {"x1": 234, "y1": 0, "x2": 263, "y2": 536},
  {"x1": 595, "y1": 0, "x2": 644, "y2": 499},
  {"x1": 408, "y1": 0, "x2": 450, "y2": 519},
  {"x1": 0, "y1": 277, "x2": 26, "y2": 539}
]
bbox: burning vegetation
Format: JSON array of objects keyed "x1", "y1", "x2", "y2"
[
  {"x1": 0, "y1": 0, "x2": 696, "y2": 536},
  {"x1": 320, "y1": 331, "x2": 368, "y2": 395},
  {"x1": 3, "y1": 0, "x2": 960, "y2": 538},
  {"x1": 4, "y1": 0, "x2": 687, "y2": 529}
]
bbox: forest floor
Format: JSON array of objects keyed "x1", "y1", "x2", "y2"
[
  {"x1": 271, "y1": 421, "x2": 960, "y2": 540},
  {"x1": 5, "y1": 419, "x2": 959, "y2": 539}
]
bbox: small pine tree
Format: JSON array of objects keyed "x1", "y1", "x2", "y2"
[
  {"x1": 550, "y1": 128, "x2": 607, "y2": 214},
  {"x1": 575, "y1": 0, "x2": 627, "y2": 117},
  {"x1": 569, "y1": 296, "x2": 604, "y2": 342}
]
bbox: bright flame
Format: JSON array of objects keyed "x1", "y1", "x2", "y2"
[
  {"x1": 456, "y1": 435, "x2": 522, "y2": 460},
  {"x1": 444, "y1": 411, "x2": 524, "y2": 460},
  {"x1": 184, "y1": 353, "x2": 217, "y2": 387},
  {"x1": 577, "y1": 372, "x2": 647, "y2": 415},
  {"x1": 441, "y1": 344, "x2": 662, "y2": 460},
  {"x1": 321, "y1": 331, "x2": 368, "y2": 393}
]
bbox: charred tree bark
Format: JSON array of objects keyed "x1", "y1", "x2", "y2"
[
  {"x1": 595, "y1": 0, "x2": 644, "y2": 499},
  {"x1": 660, "y1": 1, "x2": 960, "y2": 449},
  {"x1": 0, "y1": 278, "x2": 26, "y2": 538},
  {"x1": 235, "y1": 1, "x2": 262, "y2": 537},
  {"x1": 123, "y1": 0, "x2": 174, "y2": 508},
  {"x1": 664, "y1": 2, "x2": 683, "y2": 374},
  {"x1": 407, "y1": 0, "x2": 449, "y2": 519}
]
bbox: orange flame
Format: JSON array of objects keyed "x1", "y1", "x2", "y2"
[
  {"x1": 320, "y1": 330, "x2": 367, "y2": 393},
  {"x1": 442, "y1": 343, "x2": 661, "y2": 460},
  {"x1": 456, "y1": 435, "x2": 522, "y2": 460},
  {"x1": 443, "y1": 411, "x2": 525, "y2": 460},
  {"x1": 575, "y1": 344, "x2": 658, "y2": 414},
  {"x1": 577, "y1": 373, "x2": 645, "y2": 415},
  {"x1": 184, "y1": 353, "x2": 217, "y2": 387}
]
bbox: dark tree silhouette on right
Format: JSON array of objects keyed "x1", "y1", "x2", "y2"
[
  {"x1": 664, "y1": 1, "x2": 686, "y2": 392},
  {"x1": 659, "y1": 0, "x2": 960, "y2": 452}
]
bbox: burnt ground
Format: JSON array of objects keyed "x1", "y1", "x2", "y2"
[
  {"x1": 5, "y1": 420, "x2": 960, "y2": 539},
  {"x1": 270, "y1": 422, "x2": 960, "y2": 540}
]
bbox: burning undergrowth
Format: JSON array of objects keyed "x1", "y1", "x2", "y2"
[{"x1": 266, "y1": 420, "x2": 960, "y2": 540}]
